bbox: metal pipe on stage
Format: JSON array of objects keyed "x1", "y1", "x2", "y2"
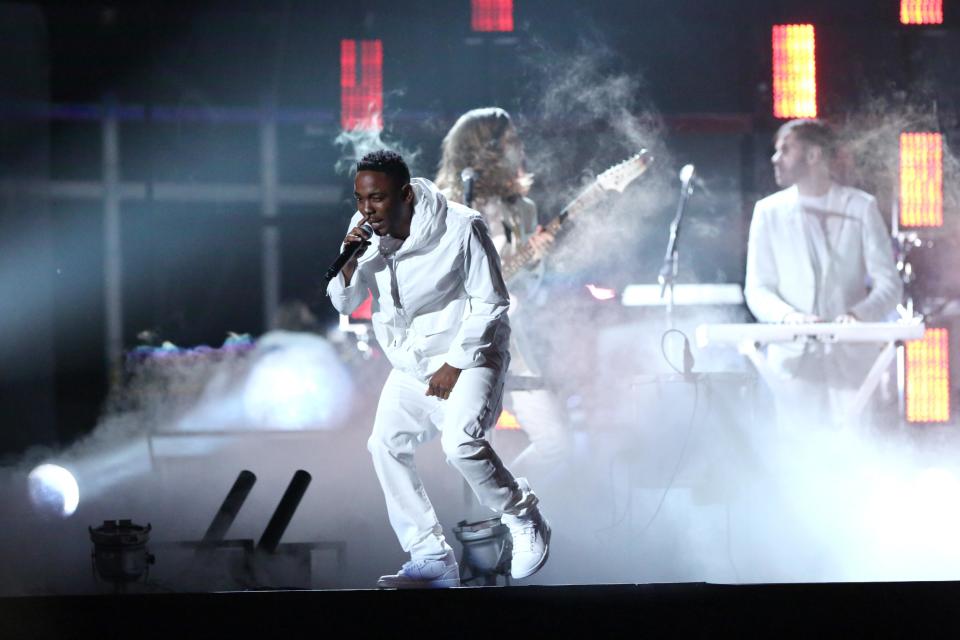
[
  {"x1": 256, "y1": 469, "x2": 312, "y2": 553},
  {"x1": 199, "y1": 470, "x2": 258, "y2": 549}
]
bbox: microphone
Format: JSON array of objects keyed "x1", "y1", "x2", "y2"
[
  {"x1": 679, "y1": 164, "x2": 713, "y2": 198},
  {"x1": 324, "y1": 223, "x2": 373, "y2": 282},
  {"x1": 461, "y1": 167, "x2": 476, "y2": 208}
]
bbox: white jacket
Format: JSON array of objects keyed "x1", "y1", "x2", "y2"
[
  {"x1": 327, "y1": 178, "x2": 511, "y2": 382},
  {"x1": 744, "y1": 183, "x2": 902, "y2": 379}
]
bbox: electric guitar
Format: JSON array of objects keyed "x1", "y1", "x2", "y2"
[{"x1": 500, "y1": 149, "x2": 654, "y2": 283}]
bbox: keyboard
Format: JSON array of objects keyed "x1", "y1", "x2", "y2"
[{"x1": 695, "y1": 321, "x2": 925, "y2": 348}]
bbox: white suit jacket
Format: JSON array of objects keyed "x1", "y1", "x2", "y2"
[
  {"x1": 744, "y1": 183, "x2": 902, "y2": 378},
  {"x1": 327, "y1": 178, "x2": 511, "y2": 382}
]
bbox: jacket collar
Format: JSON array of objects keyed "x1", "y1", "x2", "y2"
[{"x1": 393, "y1": 178, "x2": 448, "y2": 257}]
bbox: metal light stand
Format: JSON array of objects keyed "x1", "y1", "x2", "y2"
[
  {"x1": 89, "y1": 519, "x2": 155, "y2": 593},
  {"x1": 891, "y1": 199, "x2": 926, "y2": 423},
  {"x1": 453, "y1": 517, "x2": 513, "y2": 586},
  {"x1": 658, "y1": 168, "x2": 696, "y2": 331}
]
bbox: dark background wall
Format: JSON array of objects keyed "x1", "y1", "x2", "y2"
[{"x1": 1, "y1": 0, "x2": 957, "y2": 454}]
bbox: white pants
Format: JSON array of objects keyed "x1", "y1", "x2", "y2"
[
  {"x1": 368, "y1": 366, "x2": 538, "y2": 560},
  {"x1": 507, "y1": 388, "x2": 573, "y2": 474}
]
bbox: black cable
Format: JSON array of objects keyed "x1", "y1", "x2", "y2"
[
  {"x1": 596, "y1": 334, "x2": 701, "y2": 540},
  {"x1": 660, "y1": 328, "x2": 690, "y2": 375},
  {"x1": 632, "y1": 379, "x2": 699, "y2": 536}
]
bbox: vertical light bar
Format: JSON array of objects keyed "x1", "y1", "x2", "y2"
[
  {"x1": 899, "y1": 132, "x2": 944, "y2": 228},
  {"x1": 901, "y1": 0, "x2": 944, "y2": 24},
  {"x1": 905, "y1": 328, "x2": 951, "y2": 423},
  {"x1": 102, "y1": 102, "x2": 123, "y2": 382},
  {"x1": 772, "y1": 24, "x2": 818, "y2": 119},
  {"x1": 340, "y1": 39, "x2": 383, "y2": 131},
  {"x1": 471, "y1": 0, "x2": 514, "y2": 32}
]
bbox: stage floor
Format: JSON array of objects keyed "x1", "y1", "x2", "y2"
[{"x1": 2, "y1": 581, "x2": 958, "y2": 637}]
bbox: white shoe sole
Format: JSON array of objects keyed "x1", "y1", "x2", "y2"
[{"x1": 510, "y1": 520, "x2": 552, "y2": 580}]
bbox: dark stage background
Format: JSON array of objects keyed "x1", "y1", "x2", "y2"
[{"x1": 1, "y1": 0, "x2": 958, "y2": 455}]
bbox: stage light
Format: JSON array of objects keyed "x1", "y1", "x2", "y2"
[
  {"x1": 28, "y1": 464, "x2": 80, "y2": 518},
  {"x1": 340, "y1": 39, "x2": 383, "y2": 131},
  {"x1": 899, "y1": 132, "x2": 943, "y2": 228},
  {"x1": 243, "y1": 333, "x2": 354, "y2": 430},
  {"x1": 772, "y1": 24, "x2": 817, "y2": 119},
  {"x1": 901, "y1": 0, "x2": 944, "y2": 24},
  {"x1": 586, "y1": 284, "x2": 617, "y2": 301},
  {"x1": 452, "y1": 517, "x2": 513, "y2": 586},
  {"x1": 495, "y1": 408, "x2": 522, "y2": 431},
  {"x1": 471, "y1": 0, "x2": 514, "y2": 32},
  {"x1": 905, "y1": 328, "x2": 951, "y2": 423}
]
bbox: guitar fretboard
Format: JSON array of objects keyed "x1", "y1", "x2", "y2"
[{"x1": 500, "y1": 182, "x2": 608, "y2": 281}]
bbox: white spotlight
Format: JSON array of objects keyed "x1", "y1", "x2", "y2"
[{"x1": 28, "y1": 463, "x2": 80, "y2": 518}]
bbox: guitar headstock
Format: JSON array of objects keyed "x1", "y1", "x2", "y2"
[{"x1": 596, "y1": 149, "x2": 654, "y2": 193}]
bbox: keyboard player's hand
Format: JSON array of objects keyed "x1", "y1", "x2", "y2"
[
  {"x1": 783, "y1": 312, "x2": 822, "y2": 324},
  {"x1": 834, "y1": 313, "x2": 858, "y2": 324}
]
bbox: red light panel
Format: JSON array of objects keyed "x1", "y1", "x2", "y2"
[
  {"x1": 772, "y1": 24, "x2": 817, "y2": 119},
  {"x1": 471, "y1": 0, "x2": 514, "y2": 32},
  {"x1": 905, "y1": 328, "x2": 951, "y2": 424},
  {"x1": 899, "y1": 132, "x2": 944, "y2": 228},
  {"x1": 340, "y1": 39, "x2": 383, "y2": 131},
  {"x1": 901, "y1": 0, "x2": 944, "y2": 24}
]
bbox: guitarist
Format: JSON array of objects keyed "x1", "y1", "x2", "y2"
[{"x1": 436, "y1": 108, "x2": 572, "y2": 478}]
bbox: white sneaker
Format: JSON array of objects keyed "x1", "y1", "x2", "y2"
[
  {"x1": 376, "y1": 551, "x2": 460, "y2": 589},
  {"x1": 502, "y1": 510, "x2": 551, "y2": 580}
]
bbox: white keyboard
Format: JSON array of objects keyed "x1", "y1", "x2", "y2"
[{"x1": 695, "y1": 321, "x2": 926, "y2": 348}]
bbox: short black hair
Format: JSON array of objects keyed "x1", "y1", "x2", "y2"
[
  {"x1": 357, "y1": 150, "x2": 411, "y2": 189},
  {"x1": 775, "y1": 119, "x2": 837, "y2": 157}
]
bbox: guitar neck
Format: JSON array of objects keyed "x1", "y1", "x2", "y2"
[{"x1": 500, "y1": 182, "x2": 607, "y2": 281}]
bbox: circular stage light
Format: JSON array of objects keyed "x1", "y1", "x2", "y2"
[{"x1": 28, "y1": 463, "x2": 80, "y2": 518}]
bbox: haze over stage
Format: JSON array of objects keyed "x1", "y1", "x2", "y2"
[{"x1": 0, "y1": 0, "x2": 959, "y2": 630}]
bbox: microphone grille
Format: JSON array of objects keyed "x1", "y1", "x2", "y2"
[
  {"x1": 679, "y1": 164, "x2": 695, "y2": 183},
  {"x1": 461, "y1": 167, "x2": 476, "y2": 182}
]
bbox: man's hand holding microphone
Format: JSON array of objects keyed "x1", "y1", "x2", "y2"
[{"x1": 326, "y1": 221, "x2": 373, "y2": 285}]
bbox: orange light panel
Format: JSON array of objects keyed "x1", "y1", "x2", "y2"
[
  {"x1": 472, "y1": 0, "x2": 514, "y2": 32},
  {"x1": 495, "y1": 408, "x2": 522, "y2": 430},
  {"x1": 900, "y1": 132, "x2": 944, "y2": 228},
  {"x1": 901, "y1": 0, "x2": 944, "y2": 24},
  {"x1": 772, "y1": 24, "x2": 817, "y2": 119},
  {"x1": 905, "y1": 328, "x2": 951, "y2": 423},
  {"x1": 340, "y1": 39, "x2": 383, "y2": 131}
]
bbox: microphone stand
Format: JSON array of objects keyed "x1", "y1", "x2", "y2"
[{"x1": 658, "y1": 170, "x2": 695, "y2": 329}]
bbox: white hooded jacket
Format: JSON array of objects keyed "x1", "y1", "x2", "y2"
[{"x1": 327, "y1": 178, "x2": 511, "y2": 382}]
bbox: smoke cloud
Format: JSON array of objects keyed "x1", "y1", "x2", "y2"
[{"x1": 333, "y1": 126, "x2": 423, "y2": 180}]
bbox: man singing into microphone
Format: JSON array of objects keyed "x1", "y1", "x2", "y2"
[
  {"x1": 327, "y1": 150, "x2": 550, "y2": 588},
  {"x1": 744, "y1": 119, "x2": 902, "y2": 429}
]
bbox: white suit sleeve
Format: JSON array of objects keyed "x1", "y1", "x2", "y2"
[
  {"x1": 325, "y1": 212, "x2": 370, "y2": 315},
  {"x1": 849, "y1": 199, "x2": 903, "y2": 321},
  {"x1": 744, "y1": 203, "x2": 798, "y2": 322},
  {"x1": 445, "y1": 218, "x2": 511, "y2": 370}
]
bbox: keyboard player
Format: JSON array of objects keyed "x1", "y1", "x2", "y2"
[{"x1": 743, "y1": 118, "x2": 902, "y2": 428}]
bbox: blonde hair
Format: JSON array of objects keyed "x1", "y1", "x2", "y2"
[{"x1": 435, "y1": 107, "x2": 532, "y2": 204}]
